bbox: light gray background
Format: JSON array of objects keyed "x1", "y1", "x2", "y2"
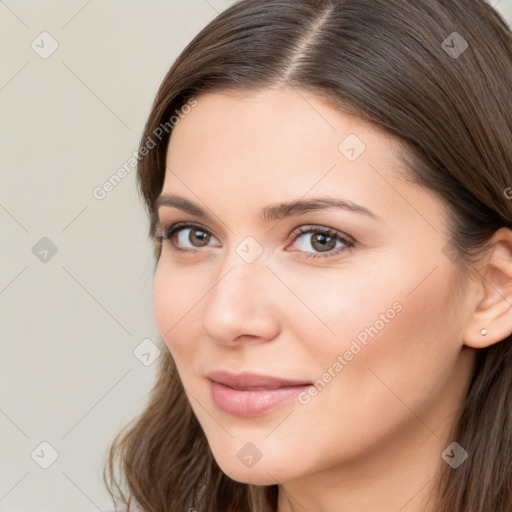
[{"x1": 1, "y1": 1, "x2": 511, "y2": 511}]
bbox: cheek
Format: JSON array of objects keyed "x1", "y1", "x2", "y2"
[
  {"x1": 279, "y1": 269, "x2": 462, "y2": 467},
  {"x1": 153, "y1": 259, "x2": 199, "y2": 356},
  {"x1": 287, "y1": 256, "x2": 460, "y2": 406},
  {"x1": 271, "y1": 259, "x2": 402, "y2": 354},
  {"x1": 322, "y1": 264, "x2": 461, "y2": 424},
  {"x1": 153, "y1": 261, "x2": 174, "y2": 339}
]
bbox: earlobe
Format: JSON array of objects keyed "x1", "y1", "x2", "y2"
[
  {"x1": 464, "y1": 301, "x2": 512, "y2": 349},
  {"x1": 463, "y1": 227, "x2": 512, "y2": 349}
]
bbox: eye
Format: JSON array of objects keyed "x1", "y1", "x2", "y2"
[
  {"x1": 287, "y1": 225, "x2": 355, "y2": 260},
  {"x1": 160, "y1": 222, "x2": 221, "y2": 251},
  {"x1": 158, "y1": 222, "x2": 355, "y2": 259}
]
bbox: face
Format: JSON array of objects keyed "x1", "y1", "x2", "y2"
[{"x1": 153, "y1": 87, "x2": 476, "y2": 487}]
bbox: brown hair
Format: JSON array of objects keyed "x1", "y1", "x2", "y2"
[{"x1": 103, "y1": 1, "x2": 512, "y2": 510}]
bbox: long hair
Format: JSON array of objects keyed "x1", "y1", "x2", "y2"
[{"x1": 103, "y1": 1, "x2": 512, "y2": 510}]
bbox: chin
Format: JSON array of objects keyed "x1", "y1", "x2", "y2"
[
  {"x1": 210, "y1": 448, "x2": 293, "y2": 486},
  {"x1": 222, "y1": 466, "x2": 282, "y2": 486}
]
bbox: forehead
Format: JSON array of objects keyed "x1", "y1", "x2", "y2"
[
  {"x1": 166, "y1": 87, "x2": 391, "y2": 165},
  {"x1": 162, "y1": 88, "x2": 446, "y2": 234}
]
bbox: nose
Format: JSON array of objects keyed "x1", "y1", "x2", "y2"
[{"x1": 201, "y1": 247, "x2": 281, "y2": 347}]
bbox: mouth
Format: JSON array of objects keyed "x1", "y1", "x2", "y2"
[
  {"x1": 206, "y1": 370, "x2": 313, "y2": 417},
  {"x1": 206, "y1": 369, "x2": 312, "y2": 389}
]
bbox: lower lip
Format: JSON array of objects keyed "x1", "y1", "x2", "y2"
[{"x1": 210, "y1": 380, "x2": 311, "y2": 417}]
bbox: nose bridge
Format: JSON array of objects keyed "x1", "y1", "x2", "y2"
[
  {"x1": 212, "y1": 233, "x2": 267, "y2": 299},
  {"x1": 201, "y1": 238, "x2": 278, "y2": 343},
  {"x1": 208, "y1": 240, "x2": 266, "y2": 313}
]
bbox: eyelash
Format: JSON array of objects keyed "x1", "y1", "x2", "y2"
[{"x1": 157, "y1": 222, "x2": 355, "y2": 260}]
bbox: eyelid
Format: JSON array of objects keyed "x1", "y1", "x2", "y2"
[{"x1": 289, "y1": 225, "x2": 355, "y2": 246}]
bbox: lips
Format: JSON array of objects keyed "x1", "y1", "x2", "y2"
[
  {"x1": 206, "y1": 370, "x2": 312, "y2": 390},
  {"x1": 206, "y1": 370, "x2": 313, "y2": 417}
]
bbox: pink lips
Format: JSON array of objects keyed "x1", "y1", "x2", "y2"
[{"x1": 207, "y1": 370, "x2": 313, "y2": 417}]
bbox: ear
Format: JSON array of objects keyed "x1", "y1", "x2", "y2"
[{"x1": 463, "y1": 227, "x2": 512, "y2": 349}]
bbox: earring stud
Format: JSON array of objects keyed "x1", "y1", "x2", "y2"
[{"x1": 480, "y1": 328, "x2": 488, "y2": 336}]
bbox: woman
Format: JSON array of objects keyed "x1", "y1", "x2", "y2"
[{"x1": 103, "y1": 1, "x2": 512, "y2": 510}]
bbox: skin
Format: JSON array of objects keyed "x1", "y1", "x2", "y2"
[{"x1": 153, "y1": 87, "x2": 511, "y2": 512}]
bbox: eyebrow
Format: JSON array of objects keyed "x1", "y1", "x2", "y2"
[{"x1": 154, "y1": 194, "x2": 383, "y2": 223}]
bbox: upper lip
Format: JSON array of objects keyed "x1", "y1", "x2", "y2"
[{"x1": 206, "y1": 370, "x2": 312, "y2": 390}]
